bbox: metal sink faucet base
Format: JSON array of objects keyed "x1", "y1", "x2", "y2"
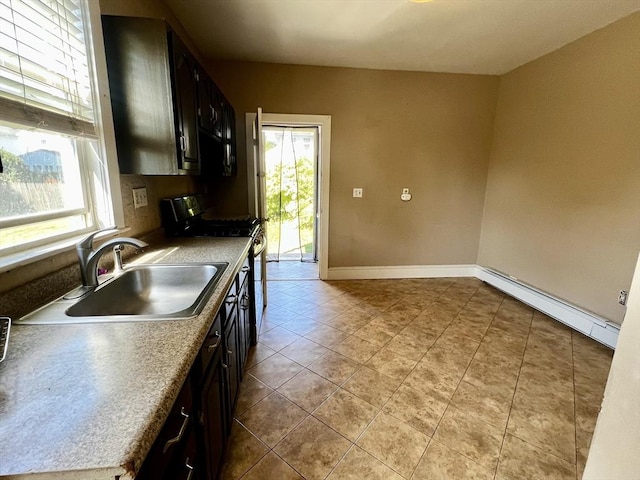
[{"x1": 76, "y1": 229, "x2": 148, "y2": 288}]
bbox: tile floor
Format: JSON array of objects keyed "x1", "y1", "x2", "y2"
[
  {"x1": 221, "y1": 276, "x2": 613, "y2": 480},
  {"x1": 266, "y1": 260, "x2": 319, "y2": 280}
]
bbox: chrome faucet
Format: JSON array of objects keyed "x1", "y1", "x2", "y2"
[{"x1": 76, "y1": 229, "x2": 148, "y2": 287}]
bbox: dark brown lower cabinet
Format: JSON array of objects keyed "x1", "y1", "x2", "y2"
[
  {"x1": 136, "y1": 378, "x2": 197, "y2": 480},
  {"x1": 198, "y1": 348, "x2": 225, "y2": 480},
  {"x1": 137, "y1": 255, "x2": 253, "y2": 480},
  {"x1": 223, "y1": 313, "x2": 239, "y2": 429}
]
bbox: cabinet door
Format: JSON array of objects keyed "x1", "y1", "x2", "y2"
[
  {"x1": 238, "y1": 276, "x2": 251, "y2": 375},
  {"x1": 221, "y1": 98, "x2": 237, "y2": 176},
  {"x1": 199, "y1": 351, "x2": 226, "y2": 480},
  {"x1": 223, "y1": 316, "x2": 239, "y2": 430},
  {"x1": 197, "y1": 68, "x2": 222, "y2": 137},
  {"x1": 212, "y1": 85, "x2": 223, "y2": 139},
  {"x1": 164, "y1": 429, "x2": 200, "y2": 480},
  {"x1": 170, "y1": 31, "x2": 199, "y2": 172},
  {"x1": 137, "y1": 378, "x2": 193, "y2": 479}
]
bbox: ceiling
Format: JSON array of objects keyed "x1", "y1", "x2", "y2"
[{"x1": 165, "y1": 0, "x2": 640, "y2": 75}]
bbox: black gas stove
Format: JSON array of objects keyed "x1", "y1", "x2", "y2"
[
  {"x1": 160, "y1": 194, "x2": 260, "y2": 239},
  {"x1": 183, "y1": 218, "x2": 261, "y2": 238}
]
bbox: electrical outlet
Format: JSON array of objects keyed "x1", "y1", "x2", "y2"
[
  {"x1": 132, "y1": 187, "x2": 148, "y2": 209},
  {"x1": 353, "y1": 188, "x2": 363, "y2": 198},
  {"x1": 618, "y1": 290, "x2": 628, "y2": 305}
]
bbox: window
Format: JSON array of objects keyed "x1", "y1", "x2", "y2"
[{"x1": 0, "y1": 0, "x2": 120, "y2": 259}]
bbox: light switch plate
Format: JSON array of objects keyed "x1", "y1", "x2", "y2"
[{"x1": 133, "y1": 187, "x2": 148, "y2": 208}]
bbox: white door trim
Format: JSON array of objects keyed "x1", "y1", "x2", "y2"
[{"x1": 260, "y1": 113, "x2": 331, "y2": 280}]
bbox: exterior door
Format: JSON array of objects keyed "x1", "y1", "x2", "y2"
[{"x1": 247, "y1": 109, "x2": 268, "y2": 310}]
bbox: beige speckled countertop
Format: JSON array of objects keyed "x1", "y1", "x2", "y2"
[{"x1": 0, "y1": 237, "x2": 252, "y2": 479}]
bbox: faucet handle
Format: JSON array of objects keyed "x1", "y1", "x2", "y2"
[{"x1": 77, "y1": 227, "x2": 118, "y2": 250}]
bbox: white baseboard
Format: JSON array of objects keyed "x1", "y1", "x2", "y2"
[
  {"x1": 477, "y1": 267, "x2": 619, "y2": 349},
  {"x1": 325, "y1": 263, "x2": 619, "y2": 349},
  {"x1": 326, "y1": 265, "x2": 478, "y2": 280}
]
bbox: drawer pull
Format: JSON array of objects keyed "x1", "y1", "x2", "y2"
[
  {"x1": 225, "y1": 294, "x2": 237, "y2": 305},
  {"x1": 240, "y1": 294, "x2": 250, "y2": 310},
  {"x1": 207, "y1": 331, "x2": 221, "y2": 351},
  {"x1": 241, "y1": 266, "x2": 250, "y2": 272},
  {"x1": 162, "y1": 407, "x2": 189, "y2": 453},
  {"x1": 185, "y1": 458, "x2": 194, "y2": 480},
  {"x1": 222, "y1": 362, "x2": 229, "y2": 369}
]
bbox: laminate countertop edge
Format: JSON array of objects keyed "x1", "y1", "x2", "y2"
[{"x1": 0, "y1": 237, "x2": 253, "y2": 479}]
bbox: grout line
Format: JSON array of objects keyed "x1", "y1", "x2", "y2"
[{"x1": 571, "y1": 329, "x2": 579, "y2": 480}]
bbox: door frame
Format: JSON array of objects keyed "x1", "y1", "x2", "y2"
[{"x1": 245, "y1": 112, "x2": 331, "y2": 280}]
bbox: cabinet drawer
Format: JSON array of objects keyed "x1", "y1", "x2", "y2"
[{"x1": 197, "y1": 312, "x2": 223, "y2": 378}]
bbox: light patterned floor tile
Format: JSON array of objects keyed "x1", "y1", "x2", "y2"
[
  {"x1": 496, "y1": 434, "x2": 576, "y2": 480},
  {"x1": 308, "y1": 351, "x2": 360, "y2": 384},
  {"x1": 342, "y1": 366, "x2": 401, "y2": 408},
  {"x1": 313, "y1": 388, "x2": 379, "y2": 441},
  {"x1": 413, "y1": 439, "x2": 494, "y2": 480},
  {"x1": 238, "y1": 392, "x2": 307, "y2": 447},
  {"x1": 274, "y1": 416, "x2": 351, "y2": 480},
  {"x1": 248, "y1": 352, "x2": 304, "y2": 389},
  {"x1": 277, "y1": 369, "x2": 338, "y2": 412},
  {"x1": 220, "y1": 420, "x2": 268, "y2": 480},
  {"x1": 241, "y1": 451, "x2": 304, "y2": 480},
  {"x1": 327, "y1": 446, "x2": 404, "y2": 480},
  {"x1": 433, "y1": 406, "x2": 504, "y2": 470},
  {"x1": 356, "y1": 412, "x2": 429, "y2": 479}
]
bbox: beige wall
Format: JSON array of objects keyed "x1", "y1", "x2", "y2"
[
  {"x1": 208, "y1": 62, "x2": 499, "y2": 268},
  {"x1": 478, "y1": 13, "x2": 640, "y2": 324}
]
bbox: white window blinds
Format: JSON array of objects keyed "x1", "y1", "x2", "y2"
[{"x1": 0, "y1": 0, "x2": 95, "y2": 136}]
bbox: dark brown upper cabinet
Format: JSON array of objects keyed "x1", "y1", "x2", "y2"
[{"x1": 102, "y1": 16, "x2": 237, "y2": 176}]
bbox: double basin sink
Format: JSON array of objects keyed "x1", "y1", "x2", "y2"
[{"x1": 18, "y1": 263, "x2": 228, "y2": 325}]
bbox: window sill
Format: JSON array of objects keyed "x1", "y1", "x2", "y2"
[{"x1": 0, "y1": 227, "x2": 132, "y2": 274}]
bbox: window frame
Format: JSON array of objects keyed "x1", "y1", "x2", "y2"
[{"x1": 0, "y1": 0, "x2": 124, "y2": 272}]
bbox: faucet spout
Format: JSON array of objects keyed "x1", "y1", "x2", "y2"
[{"x1": 76, "y1": 231, "x2": 148, "y2": 287}]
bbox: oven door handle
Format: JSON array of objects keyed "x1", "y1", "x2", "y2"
[
  {"x1": 253, "y1": 240, "x2": 266, "y2": 256},
  {"x1": 252, "y1": 230, "x2": 266, "y2": 256}
]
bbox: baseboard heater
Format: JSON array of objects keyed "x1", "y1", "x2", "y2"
[{"x1": 477, "y1": 267, "x2": 619, "y2": 349}]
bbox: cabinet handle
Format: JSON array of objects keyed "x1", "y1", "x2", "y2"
[
  {"x1": 222, "y1": 362, "x2": 229, "y2": 369},
  {"x1": 207, "y1": 331, "x2": 221, "y2": 352},
  {"x1": 210, "y1": 105, "x2": 217, "y2": 123},
  {"x1": 185, "y1": 458, "x2": 194, "y2": 480},
  {"x1": 226, "y1": 294, "x2": 237, "y2": 305},
  {"x1": 240, "y1": 294, "x2": 249, "y2": 310},
  {"x1": 162, "y1": 407, "x2": 189, "y2": 454},
  {"x1": 179, "y1": 135, "x2": 186, "y2": 152},
  {"x1": 241, "y1": 266, "x2": 250, "y2": 273}
]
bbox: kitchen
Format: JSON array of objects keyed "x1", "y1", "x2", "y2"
[{"x1": 0, "y1": 0, "x2": 639, "y2": 479}]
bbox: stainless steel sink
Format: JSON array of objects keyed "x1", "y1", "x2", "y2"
[{"x1": 17, "y1": 263, "x2": 228, "y2": 325}]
